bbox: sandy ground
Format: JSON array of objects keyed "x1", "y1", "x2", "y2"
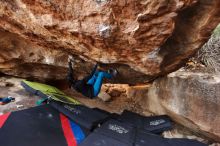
[
  {"x1": 0, "y1": 76, "x2": 147, "y2": 115},
  {"x1": 0, "y1": 77, "x2": 40, "y2": 114}
]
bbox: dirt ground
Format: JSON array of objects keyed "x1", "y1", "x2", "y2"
[
  {"x1": 0, "y1": 76, "x2": 40, "y2": 114},
  {"x1": 0, "y1": 76, "x2": 148, "y2": 115}
]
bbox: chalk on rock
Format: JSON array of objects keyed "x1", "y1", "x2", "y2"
[
  {"x1": 96, "y1": 0, "x2": 108, "y2": 4},
  {"x1": 98, "y1": 24, "x2": 111, "y2": 38}
]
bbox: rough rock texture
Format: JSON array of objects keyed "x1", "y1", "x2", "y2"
[
  {"x1": 146, "y1": 69, "x2": 220, "y2": 142},
  {"x1": 0, "y1": 0, "x2": 220, "y2": 83}
]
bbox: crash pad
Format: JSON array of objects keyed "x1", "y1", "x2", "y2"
[
  {"x1": 21, "y1": 80, "x2": 80, "y2": 104},
  {"x1": 0, "y1": 104, "x2": 87, "y2": 146}
]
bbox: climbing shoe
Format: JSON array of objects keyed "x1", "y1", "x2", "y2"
[{"x1": 107, "y1": 68, "x2": 118, "y2": 78}]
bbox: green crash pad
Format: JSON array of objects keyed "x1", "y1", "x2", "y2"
[{"x1": 21, "y1": 80, "x2": 80, "y2": 105}]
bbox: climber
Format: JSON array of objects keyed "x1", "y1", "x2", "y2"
[{"x1": 67, "y1": 56, "x2": 117, "y2": 99}]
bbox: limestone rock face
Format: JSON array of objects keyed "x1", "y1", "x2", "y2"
[
  {"x1": 0, "y1": 0, "x2": 220, "y2": 83},
  {"x1": 147, "y1": 69, "x2": 220, "y2": 142}
]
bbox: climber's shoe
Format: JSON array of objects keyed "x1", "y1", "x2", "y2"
[{"x1": 107, "y1": 68, "x2": 118, "y2": 78}]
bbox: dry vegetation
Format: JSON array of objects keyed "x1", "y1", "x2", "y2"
[{"x1": 197, "y1": 24, "x2": 220, "y2": 73}]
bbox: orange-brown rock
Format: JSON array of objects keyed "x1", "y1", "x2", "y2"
[
  {"x1": 0, "y1": 0, "x2": 220, "y2": 83},
  {"x1": 146, "y1": 69, "x2": 220, "y2": 142}
]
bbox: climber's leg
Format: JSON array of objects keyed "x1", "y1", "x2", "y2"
[
  {"x1": 66, "y1": 57, "x2": 75, "y2": 87},
  {"x1": 92, "y1": 71, "x2": 112, "y2": 97},
  {"x1": 87, "y1": 72, "x2": 98, "y2": 85}
]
